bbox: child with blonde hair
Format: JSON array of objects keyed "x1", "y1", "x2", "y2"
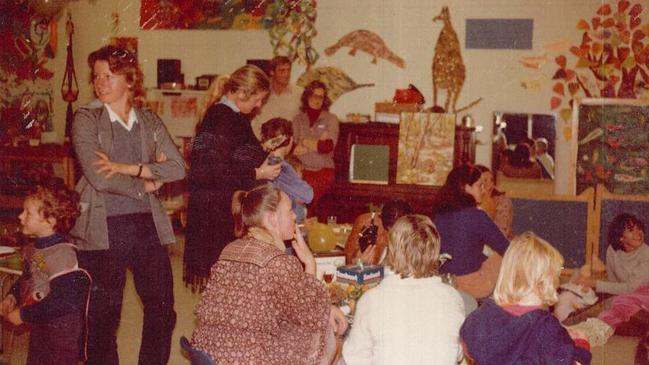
[{"x1": 461, "y1": 232, "x2": 592, "y2": 365}]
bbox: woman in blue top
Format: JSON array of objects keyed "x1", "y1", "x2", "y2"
[{"x1": 432, "y1": 164, "x2": 510, "y2": 299}]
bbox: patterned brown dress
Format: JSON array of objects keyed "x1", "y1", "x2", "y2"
[{"x1": 192, "y1": 237, "x2": 331, "y2": 365}]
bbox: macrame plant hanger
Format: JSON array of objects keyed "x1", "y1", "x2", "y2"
[{"x1": 61, "y1": 11, "x2": 78, "y2": 143}]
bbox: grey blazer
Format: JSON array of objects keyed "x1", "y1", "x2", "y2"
[{"x1": 70, "y1": 100, "x2": 186, "y2": 250}]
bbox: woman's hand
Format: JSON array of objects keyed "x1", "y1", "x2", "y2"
[
  {"x1": 358, "y1": 245, "x2": 377, "y2": 265},
  {"x1": 255, "y1": 158, "x2": 282, "y2": 180},
  {"x1": 329, "y1": 305, "x2": 348, "y2": 336},
  {"x1": 0, "y1": 295, "x2": 16, "y2": 316},
  {"x1": 293, "y1": 143, "x2": 308, "y2": 156},
  {"x1": 94, "y1": 151, "x2": 127, "y2": 178},
  {"x1": 6, "y1": 308, "x2": 23, "y2": 326},
  {"x1": 143, "y1": 180, "x2": 163, "y2": 193},
  {"x1": 566, "y1": 327, "x2": 587, "y2": 341},
  {"x1": 157, "y1": 151, "x2": 167, "y2": 162},
  {"x1": 292, "y1": 226, "x2": 316, "y2": 275}
]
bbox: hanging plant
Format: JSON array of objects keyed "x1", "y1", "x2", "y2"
[{"x1": 264, "y1": 0, "x2": 318, "y2": 69}]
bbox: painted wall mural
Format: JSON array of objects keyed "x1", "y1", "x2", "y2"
[
  {"x1": 140, "y1": 0, "x2": 319, "y2": 68},
  {"x1": 549, "y1": 1, "x2": 649, "y2": 125},
  {"x1": 576, "y1": 99, "x2": 649, "y2": 195},
  {"x1": 140, "y1": 0, "x2": 270, "y2": 30},
  {"x1": 0, "y1": 0, "x2": 56, "y2": 144}
]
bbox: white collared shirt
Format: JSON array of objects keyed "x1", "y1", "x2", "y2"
[
  {"x1": 218, "y1": 96, "x2": 240, "y2": 113},
  {"x1": 105, "y1": 104, "x2": 138, "y2": 131}
]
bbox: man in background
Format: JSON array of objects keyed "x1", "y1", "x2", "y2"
[
  {"x1": 251, "y1": 56, "x2": 303, "y2": 140},
  {"x1": 535, "y1": 137, "x2": 555, "y2": 179}
]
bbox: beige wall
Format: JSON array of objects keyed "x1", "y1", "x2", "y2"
[{"x1": 49, "y1": 0, "x2": 600, "y2": 166}]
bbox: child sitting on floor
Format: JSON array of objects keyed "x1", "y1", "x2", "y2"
[
  {"x1": 0, "y1": 183, "x2": 91, "y2": 365},
  {"x1": 461, "y1": 232, "x2": 592, "y2": 365},
  {"x1": 570, "y1": 213, "x2": 649, "y2": 346}
]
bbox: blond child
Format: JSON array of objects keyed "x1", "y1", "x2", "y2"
[
  {"x1": 461, "y1": 232, "x2": 592, "y2": 365},
  {"x1": 0, "y1": 183, "x2": 90, "y2": 365}
]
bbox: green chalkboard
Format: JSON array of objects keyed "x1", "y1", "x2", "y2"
[
  {"x1": 511, "y1": 197, "x2": 590, "y2": 268},
  {"x1": 577, "y1": 100, "x2": 649, "y2": 195},
  {"x1": 349, "y1": 144, "x2": 389, "y2": 184}
]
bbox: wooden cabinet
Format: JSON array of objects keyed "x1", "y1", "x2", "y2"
[
  {"x1": 0, "y1": 144, "x2": 76, "y2": 209},
  {"x1": 316, "y1": 122, "x2": 475, "y2": 223}
]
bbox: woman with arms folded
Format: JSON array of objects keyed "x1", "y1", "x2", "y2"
[
  {"x1": 292, "y1": 80, "x2": 339, "y2": 215},
  {"x1": 71, "y1": 45, "x2": 185, "y2": 365}
]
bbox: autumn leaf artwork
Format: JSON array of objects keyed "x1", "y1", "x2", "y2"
[{"x1": 549, "y1": 1, "x2": 649, "y2": 124}]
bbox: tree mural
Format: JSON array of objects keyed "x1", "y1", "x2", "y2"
[{"x1": 550, "y1": 1, "x2": 649, "y2": 123}]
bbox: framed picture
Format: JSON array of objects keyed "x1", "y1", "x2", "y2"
[
  {"x1": 572, "y1": 98, "x2": 649, "y2": 195},
  {"x1": 396, "y1": 112, "x2": 455, "y2": 186}
]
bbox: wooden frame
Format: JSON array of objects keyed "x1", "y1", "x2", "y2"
[
  {"x1": 568, "y1": 97, "x2": 649, "y2": 196},
  {"x1": 593, "y1": 184, "x2": 649, "y2": 272}
]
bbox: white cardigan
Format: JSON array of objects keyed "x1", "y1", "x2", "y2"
[{"x1": 342, "y1": 270, "x2": 465, "y2": 365}]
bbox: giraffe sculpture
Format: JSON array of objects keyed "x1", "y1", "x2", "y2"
[{"x1": 432, "y1": 6, "x2": 466, "y2": 113}]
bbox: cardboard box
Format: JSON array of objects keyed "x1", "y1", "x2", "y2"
[{"x1": 374, "y1": 102, "x2": 420, "y2": 124}]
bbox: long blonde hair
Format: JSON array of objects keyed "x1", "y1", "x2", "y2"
[
  {"x1": 197, "y1": 64, "x2": 270, "y2": 123},
  {"x1": 493, "y1": 232, "x2": 564, "y2": 306}
]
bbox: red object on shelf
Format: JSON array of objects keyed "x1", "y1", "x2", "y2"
[{"x1": 392, "y1": 84, "x2": 425, "y2": 104}]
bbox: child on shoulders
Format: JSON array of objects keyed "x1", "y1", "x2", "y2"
[
  {"x1": 461, "y1": 232, "x2": 591, "y2": 365},
  {"x1": 260, "y1": 118, "x2": 313, "y2": 224},
  {"x1": 0, "y1": 183, "x2": 91, "y2": 365}
]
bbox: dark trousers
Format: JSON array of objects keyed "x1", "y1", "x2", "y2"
[{"x1": 78, "y1": 213, "x2": 176, "y2": 365}]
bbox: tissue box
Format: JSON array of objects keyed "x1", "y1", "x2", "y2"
[{"x1": 336, "y1": 264, "x2": 384, "y2": 286}]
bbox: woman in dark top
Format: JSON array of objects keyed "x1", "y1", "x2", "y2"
[
  {"x1": 432, "y1": 164, "x2": 510, "y2": 299},
  {"x1": 183, "y1": 65, "x2": 281, "y2": 292}
]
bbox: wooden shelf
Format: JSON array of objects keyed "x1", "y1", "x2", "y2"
[{"x1": 0, "y1": 144, "x2": 76, "y2": 210}]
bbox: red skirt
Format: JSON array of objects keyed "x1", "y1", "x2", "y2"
[{"x1": 302, "y1": 168, "x2": 335, "y2": 217}]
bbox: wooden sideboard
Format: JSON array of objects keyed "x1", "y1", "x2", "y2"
[
  {"x1": 0, "y1": 144, "x2": 76, "y2": 210},
  {"x1": 316, "y1": 122, "x2": 475, "y2": 223}
]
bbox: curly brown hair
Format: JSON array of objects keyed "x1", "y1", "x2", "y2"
[
  {"x1": 88, "y1": 45, "x2": 145, "y2": 107},
  {"x1": 27, "y1": 184, "x2": 81, "y2": 234},
  {"x1": 300, "y1": 80, "x2": 331, "y2": 112}
]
